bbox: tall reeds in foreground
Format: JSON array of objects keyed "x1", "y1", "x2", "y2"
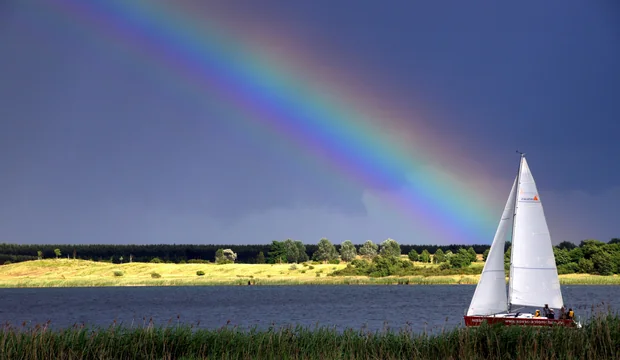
[{"x1": 1, "y1": 313, "x2": 618, "y2": 359}]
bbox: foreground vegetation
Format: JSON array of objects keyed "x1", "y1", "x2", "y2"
[
  {"x1": 1, "y1": 312, "x2": 618, "y2": 359},
  {"x1": 1, "y1": 259, "x2": 620, "y2": 287}
]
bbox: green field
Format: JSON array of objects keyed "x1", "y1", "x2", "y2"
[{"x1": 0, "y1": 259, "x2": 619, "y2": 287}]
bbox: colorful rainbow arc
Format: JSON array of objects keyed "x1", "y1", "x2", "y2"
[{"x1": 46, "y1": 0, "x2": 499, "y2": 244}]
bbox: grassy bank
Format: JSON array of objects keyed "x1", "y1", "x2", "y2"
[
  {"x1": 2, "y1": 313, "x2": 619, "y2": 359},
  {"x1": 0, "y1": 259, "x2": 619, "y2": 287}
]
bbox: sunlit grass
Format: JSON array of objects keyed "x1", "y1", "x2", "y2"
[
  {"x1": 1, "y1": 311, "x2": 618, "y2": 359},
  {"x1": 0, "y1": 259, "x2": 618, "y2": 287}
]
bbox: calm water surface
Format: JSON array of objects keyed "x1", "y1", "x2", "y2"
[{"x1": 1, "y1": 285, "x2": 618, "y2": 333}]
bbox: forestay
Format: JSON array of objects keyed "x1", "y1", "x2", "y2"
[
  {"x1": 508, "y1": 157, "x2": 563, "y2": 309},
  {"x1": 467, "y1": 177, "x2": 516, "y2": 316}
]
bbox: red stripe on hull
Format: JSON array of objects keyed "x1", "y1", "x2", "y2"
[{"x1": 464, "y1": 316, "x2": 576, "y2": 327}]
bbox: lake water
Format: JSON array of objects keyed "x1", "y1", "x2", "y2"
[{"x1": 1, "y1": 285, "x2": 618, "y2": 333}]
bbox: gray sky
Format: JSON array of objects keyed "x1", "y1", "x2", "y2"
[{"x1": 1, "y1": 0, "x2": 618, "y2": 245}]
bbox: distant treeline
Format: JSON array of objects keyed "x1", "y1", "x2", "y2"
[{"x1": 0, "y1": 242, "x2": 492, "y2": 265}]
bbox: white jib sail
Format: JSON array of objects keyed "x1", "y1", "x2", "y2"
[
  {"x1": 508, "y1": 157, "x2": 563, "y2": 309},
  {"x1": 467, "y1": 176, "x2": 517, "y2": 316}
]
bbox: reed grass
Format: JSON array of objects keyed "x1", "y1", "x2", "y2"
[{"x1": 1, "y1": 312, "x2": 618, "y2": 359}]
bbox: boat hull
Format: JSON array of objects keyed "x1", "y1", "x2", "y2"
[{"x1": 464, "y1": 316, "x2": 577, "y2": 327}]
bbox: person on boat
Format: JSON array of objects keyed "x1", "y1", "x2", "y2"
[
  {"x1": 559, "y1": 306, "x2": 566, "y2": 320},
  {"x1": 567, "y1": 308, "x2": 575, "y2": 320},
  {"x1": 543, "y1": 304, "x2": 555, "y2": 319},
  {"x1": 534, "y1": 310, "x2": 541, "y2": 317}
]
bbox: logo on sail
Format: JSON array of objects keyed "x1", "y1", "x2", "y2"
[{"x1": 520, "y1": 194, "x2": 540, "y2": 202}]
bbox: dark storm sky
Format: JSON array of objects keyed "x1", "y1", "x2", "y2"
[{"x1": 0, "y1": 0, "x2": 618, "y2": 245}]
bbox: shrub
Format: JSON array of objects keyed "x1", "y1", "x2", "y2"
[
  {"x1": 300, "y1": 270, "x2": 306, "y2": 274},
  {"x1": 557, "y1": 263, "x2": 578, "y2": 274},
  {"x1": 196, "y1": 271, "x2": 205, "y2": 276},
  {"x1": 328, "y1": 259, "x2": 340, "y2": 265},
  {"x1": 150, "y1": 257, "x2": 163, "y2": 263},
  {"x1": 187, "y1": 259, "x2": 209, "y2": 264},
  {"x1": 308, "y1": 265, "x2": 315, "y2": 270},
  {"x1": 351, "y1": 259, "x2": 369, "y2": 268},
  {"x1": 578, "y1": 258, "x2": 594, "y2": 274},
  {"x1": 113, "y1": 271, "x2": 124, "y2": 277},
  {"x1": 289, "y1": 264, "x2": 298, "y2": 270},
  {"x1": 3, "y1": 260, "x2": 11, "y2": 265},
  {"x1": 151, "y1": 272, "x2": 161, "y2": 278},
  {"x1": 316, "y1": 273, "x2": 321, "y2": 277}
]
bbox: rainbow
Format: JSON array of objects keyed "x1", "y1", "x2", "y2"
[{"x1": 45, "y1": 0, "x2": 500, "y2": 244}]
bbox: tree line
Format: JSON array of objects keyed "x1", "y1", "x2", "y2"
[{"x1": 0, "y1": 241, "x2": 490, "y2": 265}]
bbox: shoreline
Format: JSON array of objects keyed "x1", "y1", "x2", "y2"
[{"x1": 1, "y1": 259, "x2": 619, "y2": 288}]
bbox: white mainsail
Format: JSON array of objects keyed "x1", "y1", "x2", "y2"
[
  {"x1": 467, "y1": 176, "x2": 517, "y2": 316},
  {"x1": 508, "y1": 156, "x2": 563, "y2": 309}
]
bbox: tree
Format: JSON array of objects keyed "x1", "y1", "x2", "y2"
[
  {"x1": 467, "y1": 247, "x2": 477, "y2": 262},
  {"x1": 215, "y1": 249, "x2": 237, "y2": 264},
  {"x1": 609, "y1": 238, "x2": 620, "y2": 245},
  {"x1": 215, "y1": 249, "x2": 224, "y2": 263},
  {"x1": 339, "y1": 240, "x2": 357, "y2": 262},
  {"x1": 591, "y1": 252, "x2": 614, "y2": 275},
  {"x1": 420, "y1": 249, "x2": 431, "y2": 263},
  {"x1": 553, "y1": 247, "x2": 571, "y2": 266},
  {"x1": 408, "y1": 249, "x2": 419, "y2": 262},
  {"x1": 448, "y1": 249, "x2": 472, "y2": 269},
  {"x1": 267, "y1": 241, "x2": 286, "y2": 264},
  {"x1": 557, "y1": 241, "x2": 577, "y2": 250},
  {"x1": 279, "y1": 239, "x2": 310, "y2": 263},
  {"x1": 222, "y1": 249, "x2": 237, "y2": 263},
  {"x1": 578, "y1": 258, "x2": 594, "y2": 274},
  {"x1": 119, "y1": 256, "x2": 124, "y2": 264},
  {"x1": 482, "y1": 249, "x2": 490, "y2": 262},
  {"x1": 580, "y1": 239, "x2": 606, "y2": 258},
  {"x1": 54, "y1": 249, "x2": 61, "y2": 259},
  {"x1": 379, "y1": 238, "x2": 401, "y2": 258},
  {"x1": 504, "y1": 246, "x2": 511, "y2": 270},
  {"x1": 73, "y1": 249, "x2": 77, "y2": 260},
  {"x1": 568, "y1": 248, "x2": 584, "y2": 263},
  {"x1": 433, "y1": 249, "x2": 445, "y2": 264},
  {"x1": 256, "y1": 251, "x2": 266, "y2": 264},
  {"x1": 294, "y1": 241, "x2": 309, "y2": 263},
  {"x1": 283, "y1": 239, "x2": 300, "y2": 263},
  {"x1": 37, "y1": 250, "x2": 43, "y2": 260},
  {"x1": 359, "y1": 240, "x2": 378, "y2": 258},
  {"x1": 313, "y1": 238, "x2": 338, "y2": 262}
]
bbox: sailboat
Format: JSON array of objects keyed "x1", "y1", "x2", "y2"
[{"x1": 464, "y1": 153, "x2": 579, "y2": 327}]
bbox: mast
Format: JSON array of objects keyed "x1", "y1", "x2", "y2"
[{"x1": 507, "y1": 151, "x2": 525, "y2": 312}]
